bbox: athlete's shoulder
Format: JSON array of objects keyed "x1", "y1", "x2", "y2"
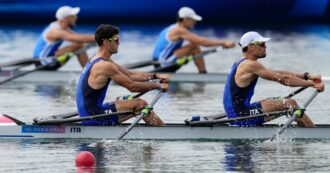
[
  {"x1": 241, "y1": 59, "x2": 263, "y2": 67},
  {"x1": 175, "y1": 25, "x2": 189, "y2": 34},
  {"x1": 99, "y1": 59, "x2": 120, "y2": 75}
]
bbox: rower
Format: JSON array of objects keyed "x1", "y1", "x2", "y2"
[
  {"x1": 152, "y1": 6, "x2": 235, "y2": 73},
  {"x1": 76, "y1": 24, "x2": 170, "y2": 126},
  {"x1": 223, "y1": 31, "x2": 325, "y2": 127},
  {"x1": 33, "y1": 6, "x2": 95, "y2": 70}
]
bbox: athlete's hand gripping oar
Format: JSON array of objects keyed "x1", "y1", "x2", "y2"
[
  {"x1": 33, "y1": 91, "x2": 149, "y2": 124},
  {"x1": 270, "y1": 89, "x2": 320, "y2": 141},
  {"x1": 0, "y1": 43, "x2": 95, "y2": 85},
  {"x1": 117, "y1": 90, "x2": 165, "y2": 140},
  {"x1": 150, "y1": 47, "x2": 223, "y2": 73}
]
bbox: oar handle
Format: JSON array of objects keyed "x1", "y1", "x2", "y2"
[
  {"x1": 270, "y1": 89, "x2": 319, "y2": 141},
  {"x1": 117, "y1": 90, "x2": 164, "y2": 140}
]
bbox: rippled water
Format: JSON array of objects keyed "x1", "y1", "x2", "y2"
[{"x1": 0, "y1": 23, "x2": 330, "y2": 172}]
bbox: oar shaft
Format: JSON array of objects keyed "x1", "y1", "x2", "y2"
[
  {"x1": 124, "y1": 60, "x2": 159, "y2": 69},
  {"x1": 302, "y1": 90, "x2": 319, "y2": 107},
  {"x1": 117, "y1": 91, "x2": 163, "y2": 140},
  {"x1": 190, "y1": 111, "x2": 288, "y2": 125},
  {"x1": 270, "y1": 90, "x2": 319, "y2": 141},
  {"x1": 285, "y1": 86, "x2": 308, "y2": 99},
  {"x1": 0, "y1": 58, "x2": 37, "y2": 68},
  {"x1": 34, "y1": 91, "x2": 148, "y2": 123},
  {"x1": 0, "y1": 43, "x2": 96, "y2": 85},
  {"x1": 151, "y1": 47, "x2": 221, "y2": 72},
  {"x1": 36, "y1": 110, "x2": 133, "y2": 125},
  {"x1": 0, "y1": 64, "x2": 46, "y2": 85}
]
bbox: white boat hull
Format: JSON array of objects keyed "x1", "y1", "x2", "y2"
[{"x1": 0, "y1": 124, "x2": 329, "y2": 140}]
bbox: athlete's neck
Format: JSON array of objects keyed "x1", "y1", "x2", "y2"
[
  {"x1": 94, "y1": 48, "x2": 112, "y2": 61},
  {"x1": 177, "y1": 22, "x2": 191, "y2": 30},
  {"x1": 57, "y1": 20, "x2": 69, "y2": 30},
  {"x1": 243, "y1": 52, "x2": 258, "y2": 61}
]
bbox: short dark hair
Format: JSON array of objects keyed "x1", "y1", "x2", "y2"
[
  {"x1": 95, "y1": 24, "x2": 120, "y2": 46},
  {"x1": 242, "y1": 46, "x2": 248, "y2": 53}
]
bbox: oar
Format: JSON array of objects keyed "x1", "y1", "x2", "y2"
[
  {"x1": 124, "y1": 60, "x2": 159, "y2": 69},
  {"x1": 189, "y1": 110, "x2": 288, "y2": 126},
  {"x1": 117, "y1": 90, "x2": 164, "y2": 140},
  {"x1": 33, "y1": 91, "x2": 148, "y2": 123},
  {"x1": 35, "y1": 110, "x2": 133, "y2": 125},
  {"x1": 270, "y1": 90, "x2": 320, "y2": 141},
  {"x1": 187, "y1": 87, "x2": 308, "y2": 125},
  {"x1": 0, "y1": 58, "x2": 38, "y2": 68},
  {"x1": 150, "y1": 47, "x2": 223, "y2": 72},
  {"x1": 0, "y1": 43, "x2": 95, "y2": 85},
  {"x1": 284, "y1": 86, "x2": 308, "y2": 99}
]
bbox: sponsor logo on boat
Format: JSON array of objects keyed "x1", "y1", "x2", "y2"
[{"x1": 22, "y1": 125, "x2": 65, "y2": 133}]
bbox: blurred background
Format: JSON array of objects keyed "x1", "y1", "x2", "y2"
[{"x1": 0, "y1": 0, "x2": 329, "y2": 24}]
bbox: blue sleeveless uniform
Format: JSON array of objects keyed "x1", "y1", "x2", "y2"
[
  {"x1": 33, "y1": 22, "x2": 69, "y2": 70},
  {"x1": 76, "y1": 57, "x2": 118, "y2": 126},
  {"x1": 152, "y1": 24, "x2": 184, "y2": 67},
  {"x1": 223, "y1": 58, "x2": 264, "y2": 126}
]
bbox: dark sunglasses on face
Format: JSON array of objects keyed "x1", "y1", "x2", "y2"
[
  {"x1": 251, "y1": 41, "x2": 266, "y2": 48},
  {"x1": 106, "y1": 35, "x2": 120, "y2": 44}
]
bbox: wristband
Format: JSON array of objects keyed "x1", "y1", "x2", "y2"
[
  {"x1": 303, "y1": 72, "x2": 309, "y2": 80},
  {"x1": 152, "y1": 73, "x2": 157, "y2": 79}
]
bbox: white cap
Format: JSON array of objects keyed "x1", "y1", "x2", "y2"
[
  {"x1": 178, "y1": 7, "x2": 202, "y2": 21},
  {"x1": 239, "y1": 31, "x2": 271, "y2": 48},
  {"x1": 56, "y1": 6, "x2": 80, "y2": 20}
]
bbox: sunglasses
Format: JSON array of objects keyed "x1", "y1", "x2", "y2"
[
  {"x1": 107, "y1": 35, "x2": 120, "y2": 44},
  {"x1": 251, "y1": 41, "x2": 266, "y2": 48}
]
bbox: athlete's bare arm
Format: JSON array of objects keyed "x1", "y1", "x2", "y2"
[
  {"x1": 169, "y1": 27, "x2": 235, "y2": 48},
  {"x1": 244, "y1": 61, "x2": 324, "y2": 91},
  {"x1": 113, "y1": 62, "x2": 154, "y2": 81},
  {"x1": 90, "y1": 61, "x2": 162, "y2": 92},
  {"x1": 274, "y1": 70, "x2": 322, "y2": 82},
  {"x1": 47, "y1": 28, "x2": 94, "y2": 43},
  {"x1": 114, "y1": 62, "x2": 171, "y2": 83}
]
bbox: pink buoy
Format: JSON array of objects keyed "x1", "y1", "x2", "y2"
[{"x1": 75, "y1": 151, "x2": 95, "y2": 167}]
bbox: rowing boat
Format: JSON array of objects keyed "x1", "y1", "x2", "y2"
[
  {"x1": 1, "y1": 115, "x2": 329, "y2": 140},
  {"x1": 2, "y1": 123, "x2": 330, "y2": 140},
  {"x1": 0, "y1": 70, "x2": 228, "y2": 83}
]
